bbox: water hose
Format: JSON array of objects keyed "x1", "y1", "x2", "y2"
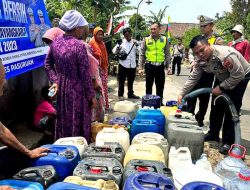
[{"x1": 181, "y1": 88, "x2": 241, "y2": 145}]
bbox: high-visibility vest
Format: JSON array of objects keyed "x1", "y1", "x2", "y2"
[{"x1": 145, "y1": 36, "x2": 167, "y2": 63}]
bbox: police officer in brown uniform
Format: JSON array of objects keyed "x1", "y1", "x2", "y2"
[
  {"x1": 179, "y1": 35, "x2": 250, "y2": 154},
  {"x1": 187, "y1": 15, "x2": 223, "y2": 127}
]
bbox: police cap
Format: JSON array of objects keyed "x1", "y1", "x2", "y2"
[
  {"x1": 89, "y1": 23, "x2": 96, "y2": 29},
  {"x1": 198, "y1": 15, "x2": 214, "y2": 26},
  {"x1": 37, "y1": 10, "x2": 44, "y2": 17},
  {"x1": 27, "y1": 8, "x2": 34, "y2": 16}
]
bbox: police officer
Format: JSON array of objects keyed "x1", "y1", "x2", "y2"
[
  {"x1": 228, "y1": 25, "x2": 250, "y2": 62},
  {"x1": 86, "y1": 23, "x2": 96, "y2": 43},
  {"x1": 179, "y1": 35, "x2": 250, "y2": 154},
  {"x1": 112, "y1": 27, "x2": 140, "y2": 100},
  {"x1": 28, "y1": 7, "x2": 43, "y2": 47},
  {"x1": 139, "y1": 22, "x2": 171, "y2": 105},
  {"x1": 187, "y1": 15, "x2": 223, "y2": 127},
  {"x1": 38, "y1": 10, "x2": 50, "y2": 45}
]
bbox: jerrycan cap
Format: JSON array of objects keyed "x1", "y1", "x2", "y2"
[
  {"x1": 90, "y1": 167, "x2": 102, "y2": 174},
  {"x1": 137, "y1": 166, "x2": 149, "y2": 172},
  {"x1": 229, "y1": 144, "x2": 246, "y2": 158},
  {"x1": 238, "y1": 168, "x2": 250, "y2": 181},
  {"x1": 63, "y1": 149, "x2": 74, "y2": 159},
  {"x1": 175, "y1": 109, "x2": 182, "y2": 118}
]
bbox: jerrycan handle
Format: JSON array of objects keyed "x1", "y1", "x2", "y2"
[
  {"x1": 228, "y1": 144, "x2": 246, "y2": 158},
  {"x1": 19, "y1": 170, "x2": 42, "y2": 178},
  {"x1": 137, "y1": 177, "x2": 174, "y2": 189},
  {"x1": 58, "y1": 140, "x2": 75, "y2": 145}
]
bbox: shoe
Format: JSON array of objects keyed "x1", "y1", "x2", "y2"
[
  {"x1": 195, "y1": 115, "x2": 204, "y2": 127},
  {"x1": 118, "y1": 96, "x2": 124, "y2": 100},
  {"x1": 176, "y1": 74, "x2": 180, "y2": 76},
  {"x1": 128, "y1": 94, "x2": 140, "y2": 99},
  {"x1": 219, "y1": 144, "x2": 231, "y2": 155},
  {"x1": 204, "y1": 133, "x2": 219, "y2": 142}
]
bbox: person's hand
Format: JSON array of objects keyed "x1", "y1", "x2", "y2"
[
  {"x1": 28, "y1": 147, "x2": 49, "y2": 159},
  {"x1": 0, "y1": 186, "x2": 15, "y2": 190},
  {"x1": 177, "y1": 95, "x2": 183, "y2": 105},
  {"x1": 167, "y1": 68, "x2": 172, "y2": 75},
  {"x1": 49, "y1": 83, "x2": 58, "y2": 97},
  {"x1": 223, "y1": 58, "x2": 233, "y2": 69},
  {"x1": 212, "y1": 85, "x2": 223, "y2": 96},
  {"x1": 91, "y1": 98, "x2": 97, "y2": 108}
]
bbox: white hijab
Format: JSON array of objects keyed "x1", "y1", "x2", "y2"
[{"x1": 59, "y1": 10, "x2": 88, "y2": 31}]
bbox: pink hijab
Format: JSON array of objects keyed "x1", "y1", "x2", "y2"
[{"x1": 42, "y1": 27, "x2": 65, "y2": 42}]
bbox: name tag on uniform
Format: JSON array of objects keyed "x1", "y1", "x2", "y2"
[{"x1": 160, "y1": 37, "x2": 164, "y2": 43}]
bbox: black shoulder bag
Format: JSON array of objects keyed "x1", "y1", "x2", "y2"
[{"x1": 118, "y1": 42, "x2": 136, "y2": 60}]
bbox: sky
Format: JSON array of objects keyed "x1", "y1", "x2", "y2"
[{"x1": 125, "y1": 0, "x2": 232, "y2": 23}]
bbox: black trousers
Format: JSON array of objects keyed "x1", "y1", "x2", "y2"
[
  {"x1": 208, "y1": 73, "x2": 249, "y2": 145},
  {"x1": 187, "y1": 71, "x2": 214, "y2": 122},
  {"x1": 118, "y1": 64, "x2": 136, "y2": 97},
  {"x1": 145, "y1": 63, "x2": 165, "y2": 102},
  {"x1": 172, "y1": 56, "x2": 182, "y2": 75}
]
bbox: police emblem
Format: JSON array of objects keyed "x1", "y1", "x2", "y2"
[{"x1": 200, "y1": 15, "x2": 205, "y2": 22}]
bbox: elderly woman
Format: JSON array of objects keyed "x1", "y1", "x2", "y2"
[
  {"x1": 44, "y1": 10, "x2": 96, "y2": 142},
  {"x1": 89, "y1": 27, "x2": 109, "y2": 109}
]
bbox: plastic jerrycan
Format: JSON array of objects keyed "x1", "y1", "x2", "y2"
[
  {"x1": 195, "y1": 154, "x2": 212, "y2": 172},
  {"x1": 168, "y1": 146, "x2": 192, "y2": 172},
  {"x1": 53, "y1": 136, "x2": 88, "y2": 159},
  {"x1": 181, "y1": 181, "x2": 226, "y2": 190},
  {"x1": 132, "y1": 132, "x2": 169, "y2": 163},
  {"x1": 47, "y1": 182, "x2": 99, "y2": 190},
  {"x1": 215, "y1": 144, "x2": 248, "y2": 178},
  {"x1": 113, "y1": 100, "x2": 139, "y2": 120},
  {"x1": 0, "y1": 180, "x2": 44, "y2": 190},
  {"x1": 96, "y1": 127, "x2": 130, "y2": 153},
  {"x1": 123, "y1": 172, "x2": 175, "y2": 190}
]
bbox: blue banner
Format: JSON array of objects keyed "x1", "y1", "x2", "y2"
[{"x1": 0, "y1": 0, "x2": 51, "y2": 79}]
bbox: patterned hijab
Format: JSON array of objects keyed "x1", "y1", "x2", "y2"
[
  {"x1": 89, "y1": 27, "x2": 108, "y2": 70},
  {"x1": 42, "y1": 27, "x2": 65, "y2": 42}
]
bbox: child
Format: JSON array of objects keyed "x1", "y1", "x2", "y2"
[{"x1": 33, "y1": 86, "x2": 56, "y2": 133}]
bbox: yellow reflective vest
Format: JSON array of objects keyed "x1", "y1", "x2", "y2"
[{"x1": 145, "y1": 36, "x2": 167, "y2": 63}]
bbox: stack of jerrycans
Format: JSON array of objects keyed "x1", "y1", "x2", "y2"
[
  {"x1": 131, "y1": 109, "x2": 165, "y2": 141},
  {"x1": 73, "y1": 141, "x2": 125, "y2": 188},
  {"x1": 165, "y1": 109, "x2": 204, "y2": 161}
]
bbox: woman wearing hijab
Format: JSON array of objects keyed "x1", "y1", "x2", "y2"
[
  {"x1": 42, "y1": 27, "x2": 65, "y2": 45},
  {"x1": 89, "y1": 27, "x2": 109, "y2": 109},
  {"x1": 44, "y1": 10, "x2": 96, "y2": 143}
]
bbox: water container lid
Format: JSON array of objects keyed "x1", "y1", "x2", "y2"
[
  {"x1": 229, "y1": 144, "x2": 246, "y2": 158},
  {"x1": 239, "y1": 169, "x2": 250, "y2": 181},
  {"x1": 90, "y1": 167, "x2": 102, "y2": 174}
]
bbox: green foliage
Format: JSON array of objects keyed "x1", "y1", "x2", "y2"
[
  {"x1": 129, "y1": 13, "x2": 148, "y2": 39},
  {"x1": 182, "y1": 27, "x2": 201, "y2": 49},
  {"x1": 45, "y1": 0, "x2": 131, "y2": 32},
  {"x1": 214, "y1": 0, "x2": 250, "y2": 42},
  {"x1": 148, "y1": 5, "x2": 169, "y2": 24}
]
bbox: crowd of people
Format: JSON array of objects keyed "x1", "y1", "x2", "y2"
[{"x1": 0, "y1": 9, "x2": 250, "y2": 187}]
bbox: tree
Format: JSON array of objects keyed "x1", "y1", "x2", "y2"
[
  {"x1": 129, "y1": 13, "x2": 149, "y2": 39},
  {"x1": 182, "y1": 27, "x2": 201, "y2": 49},
  {"x1": 148, "y1": 5, "x2": 169, "y2": 24}
]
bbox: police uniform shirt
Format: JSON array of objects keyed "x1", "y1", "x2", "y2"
[
  {"x1": 112, "y1": 38, "x2": 137, "y2": 68},
  {"x1": 139, "y1": 35, "x2": 171, "y2": 68},
  {"x1": 181, "y1": 45, "x2": 250, "y2": 96}
]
